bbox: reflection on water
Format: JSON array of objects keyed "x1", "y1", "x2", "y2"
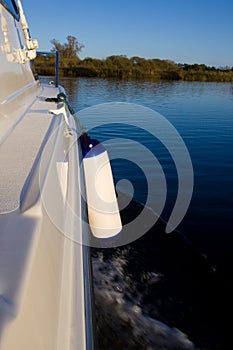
[
  {"x1": 39, "y1": 75, "x2": 233, "y2": 217},
  {"x1": 40, "y1": 77, "x2": 233, "y2": 242},
  {"x1": 46, "y1": 77, "x2": 233, "y2": 262}
]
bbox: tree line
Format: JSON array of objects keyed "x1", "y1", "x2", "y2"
[{"x1": 34, "y1": 36, "x2": 233, "y2": 82}]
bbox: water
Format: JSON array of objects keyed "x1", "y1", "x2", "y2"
[
  {"x1": 57, "y1": 78, "x2": 233, "y2": 266},
  {"x1": 42, "y1": 77, "x2": 233, "y2": 349}
]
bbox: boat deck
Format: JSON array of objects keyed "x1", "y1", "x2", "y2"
[
  {"x1": 0, "y1": 83, "x2": 92, "y2": 350},
  {"x1": 0, "y1": 84, "x2": 58, "y2": 213}
]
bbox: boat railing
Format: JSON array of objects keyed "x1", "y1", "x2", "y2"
[
  {"x1": 36, "y1": 50, "x2": 59, "y2": 87},
  {"x1": 76, "y1": 110, "x2": 97, "y2": 350}
]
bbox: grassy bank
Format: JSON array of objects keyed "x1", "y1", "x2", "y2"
[{"x1": 34, "y1": 54, "x2": 233, "y2": 82}]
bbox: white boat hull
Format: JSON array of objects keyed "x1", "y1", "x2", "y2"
[{"x1": 0, "y1": 2, "x2": 95, "y2": 348}]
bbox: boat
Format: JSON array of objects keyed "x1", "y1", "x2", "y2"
[{"x1": 0, "y1": 1, "x2": 121, "y2": 349}]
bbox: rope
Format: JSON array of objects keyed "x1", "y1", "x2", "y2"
[
  {"x1": 46, "y1": 92, "x2": 85, "y2": 134},
  {"x1": 46, "y1": 93, "x2": 102, "y2": 157}
]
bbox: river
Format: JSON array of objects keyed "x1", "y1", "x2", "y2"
[{"x1": 41, "y1": 77, "x2": 233, "y2": 350}]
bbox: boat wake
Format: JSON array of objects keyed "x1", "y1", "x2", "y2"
[
  {"x1": 92, "y1": 251, "x2": 199, "y2": 350},
  {"x1": 91, "y1": 194, "x2": 230, "y2": 350}
]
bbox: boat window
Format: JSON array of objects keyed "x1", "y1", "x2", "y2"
[{"x1": 0, "y1": 0, "x2": 20, "y2": 20}]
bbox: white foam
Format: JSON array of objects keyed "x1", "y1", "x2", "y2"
[{"x1": 92, "y1": 251, "x2": 199, "y2": 349}]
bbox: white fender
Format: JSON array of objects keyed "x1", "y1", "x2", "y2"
[{"x1": 80, "y1": 133, "x2": 122, "y2": 238}]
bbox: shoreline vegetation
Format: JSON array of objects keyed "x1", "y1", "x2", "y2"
[{"x1": 34, "y1": 36, "x2": 233, "y2": 82}]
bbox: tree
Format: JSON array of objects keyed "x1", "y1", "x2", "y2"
[{"x1": 50, "y1": 35, "x2": 84, "y2": 59}]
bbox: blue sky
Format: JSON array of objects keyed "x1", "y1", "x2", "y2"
[{"x1": 23, "y1": 0, "x2": 233, "y2": 67}]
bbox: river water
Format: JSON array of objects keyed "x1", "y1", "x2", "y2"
[{"x1": 42, "y1": 77, "x2": 233, "y2": 349}]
